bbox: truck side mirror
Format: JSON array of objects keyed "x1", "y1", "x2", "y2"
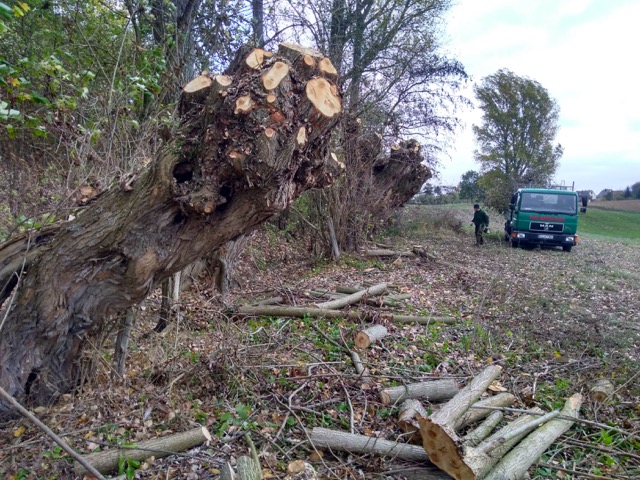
[
  {"x1": 580, "y1": 207, "x2": 587, "y2": 213},
  {"x1": 509, "y1": 203, "x2": 515, "y2": 211}
]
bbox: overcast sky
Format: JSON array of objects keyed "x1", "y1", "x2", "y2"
[{"x1": 437, "y1": 0, "x2": 640, "y2": 194}]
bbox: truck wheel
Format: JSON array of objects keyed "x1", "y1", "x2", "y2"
[
  {"x1": 562, "y1": 245, "x2": 572, "y2": 252},
  {"x1": 510, "y1": 239, "x2": 518, "y2": 249}
]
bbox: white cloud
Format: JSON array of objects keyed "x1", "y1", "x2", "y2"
[{"x1": 439, "y1": 0, "x2": 640, "y2": 192}]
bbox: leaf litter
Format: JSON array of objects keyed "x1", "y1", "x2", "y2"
[{"x1": 0, "y1": 205, "x2": 638, "y2": 479}]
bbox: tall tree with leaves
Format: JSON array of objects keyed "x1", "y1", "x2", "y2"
[
  {"x1": 458, "y1": 170, "x2": 484, "y2": 201},
  {"x1": 473, "y1": 69, "x2": 563, "y2": 210}
]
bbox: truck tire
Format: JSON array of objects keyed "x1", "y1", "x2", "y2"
[{"x1": 562, "y1": 245, "x2": 572, "y2": 252}]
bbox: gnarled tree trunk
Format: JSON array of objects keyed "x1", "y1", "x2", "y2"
[{"x1": 0, "y1": 43, "x2": 343, "y2": 418}]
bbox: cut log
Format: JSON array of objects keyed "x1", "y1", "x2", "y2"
[
  {"x1": 262, "y1": 61, "x2": 290, "y2": 90},
  {"x1": 380, "y1": 379, "x2": 460, "y2": 405},
  {"x1": 183, "y1": 74, "x2": 213, "y2": 93},
  {"x1": 454, "y1": 392, "x2": 516, "y2": 430},
  {"x1": 483, "y1": 394, "x2": 583, "y2": 480},
  {"x1": 398, "y1": 399, "x2": 429, "y2": 442},
  {"x1": 305, "y1": 78, "x2": 341, "y2": 118},
  {"x1": 309, "y1": 427, "x2": 429, "y2": 463},
  {"x1": 364, "y1": 249, "x2": 416, "y2": 257},
  {"x1": 245, "y1": 48, "x2": 272, "y2": 69},
  {"x1": 316, "y1": 283, "x2": 388, "y2": 309},
  {"x1": 354, "y1": 324, "x2": 389, "y2": 349},
  {"x1": 285, "y1": 460, "x2": 317, "y2": 480},
  {"x1": 456, "y1": 407, "x2": 548, "y2": 479},
  {"x1": 590, "y1": 379, "x2": 614, "y2": 403},
  {"x1": 308, "y1": 428, "x2": 454, "y2": 479},
  {"x1": 235, "y1": 94, "x2": 255, "y2": 114},
  {"x1": 318, "y1": 57, "x2": 338, "y2": 76},
  {"x1": 76, "y1": 426, "x2": 212, "y2": 475},
  {"x1": 462, "y1": 410, "x2": 503, "y2": 446},
  {"x1": 235, "y1": 305, "x2": 455, "y2": 325},
  {"x1": 418, "y1": 365, "x2": 502, "y2": 479}
]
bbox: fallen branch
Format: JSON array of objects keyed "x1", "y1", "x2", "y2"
[
  {"x1": 76, "y1": 426, "x2": 212, "y2": 475},
  {"x1": 309, "y1": 427, "x2": 429, "y2": 462},
  {"x1": 454, "y1": 392, "x2": 516, "y2": 430},
  {"x1": 315, "y1": 282, "x2": 388, "y2": 309},
  {"x1": 235, "y1": 305, "x2": 456, "y2": 324},
  {"x1": 381, "y1": 379, "x2": 460, "y2": 405}
]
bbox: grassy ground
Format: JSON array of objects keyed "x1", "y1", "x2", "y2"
[
  {"x1": 1, "y1": 205, "x2": 639, "y2": 479},
  {"x1": 579, "y1": 208, "x2": 640, "y2": 241}
]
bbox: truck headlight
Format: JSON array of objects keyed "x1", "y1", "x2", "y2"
[
  {"x1": 565, "y1": 236, "x2": 574, "y2": 242},
  {"x1": 516, "y1": 233, "x2": 526, "y2": 239}
]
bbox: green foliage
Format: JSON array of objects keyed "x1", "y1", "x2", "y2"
[
  {"x1": 473, "y1": 69, "x2": 563, "y2": 210},
  {"x1": 458, "y1": 170, "x2": 484, "y2": 201},
  {"x1": 478, "y1": 168, "x2": 513, "y2": 212}
]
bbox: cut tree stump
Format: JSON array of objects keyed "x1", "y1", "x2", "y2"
[
  {"x1": 590, "y1": 379, "x2": 614, "y2": 403},
  {"x1": 483, "y1": 394, "x2": 583, "y2": 480},
  {"x1": 354, "y1": 325, "x2": 389, "y2": 349},
  {"x1": 380, "y1": 379, "x2": 460, "y2": 405},
  {"x1": 76, "y1": 426, "x2": 211, "y2": 475}
]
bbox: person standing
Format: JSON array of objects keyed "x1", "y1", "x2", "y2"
[{"x1": 471, "y1": 204, "x2": 490, "y2": 246}]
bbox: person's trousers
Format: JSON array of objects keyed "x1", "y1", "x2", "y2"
[{"x1": 475, "y1": 224, "x2": 486, "y2": 245}]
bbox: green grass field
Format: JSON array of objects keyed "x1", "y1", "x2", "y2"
[{"x1": 578, "y1": 208, "x2": 640, "y2": 241}]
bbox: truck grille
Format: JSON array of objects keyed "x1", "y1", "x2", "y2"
[{"x1": 530, "y1": 222, "x2": 564, "y2": 232}]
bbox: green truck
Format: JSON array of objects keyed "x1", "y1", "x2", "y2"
[{"x1": 504, "y1": 188, "x2": 581, "y2": 252}]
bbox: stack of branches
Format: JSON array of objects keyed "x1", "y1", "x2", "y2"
[{"x1": 308, "y1": 364, "x2": 584, "y2": 480}]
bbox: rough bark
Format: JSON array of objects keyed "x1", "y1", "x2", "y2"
[
  {"x1": 76, "y1": 426, "x2": 212, "y2": 475},
  {"x1": 0, "y1": 43, "x2": 343, "y2": 418}
]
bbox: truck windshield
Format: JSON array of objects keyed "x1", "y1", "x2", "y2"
[{"x1": 520, "y1": 192, "x2": 576, "y2": 214}]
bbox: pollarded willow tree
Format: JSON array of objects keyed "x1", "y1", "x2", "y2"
[
  {"x1": 0, "y1": 43, "x2": 344, "y2": 418},
  {"x1": 473, "y1": 69, "x2": 563, "y2": 211},
  {"x1": 269, "y1": 0, "x2": 468, "y2": 253}
]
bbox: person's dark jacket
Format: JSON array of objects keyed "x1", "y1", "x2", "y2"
[{"x1": 472, "y1": 209, "x2": 490, "y2": 227}]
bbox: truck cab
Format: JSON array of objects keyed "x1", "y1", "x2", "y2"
[{"x1": 504, "y1": 188, "x2": 580, "y2": 252}]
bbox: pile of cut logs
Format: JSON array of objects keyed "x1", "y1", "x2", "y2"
[{"x1": 309, "y1": 365, "x2": 583, "y2": 480}]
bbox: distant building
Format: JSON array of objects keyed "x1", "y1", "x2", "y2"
[
  {"x1": 596, "y1": 189, "x2": 612, "y2": 199},
  {"x1": 577, "y1": 190, "x2": 596, "y2": 201}
]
